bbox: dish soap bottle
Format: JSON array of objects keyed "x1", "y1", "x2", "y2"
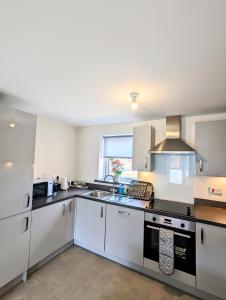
[{"x1": 117, "y1": 184, "x2": 124, "y2": 195}]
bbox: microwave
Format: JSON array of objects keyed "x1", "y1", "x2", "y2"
[{"x1": 33, "y1": 179, "x2": 53, "y2": 199}]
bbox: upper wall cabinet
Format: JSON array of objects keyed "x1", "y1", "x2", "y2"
[
  {"x1": 0, "y1": 107, "x2": 36, "y2": 219},
  {"x1": 132, "y1": 125, "x2": 155, "y2": 172},
  {"x1": 195, "y1": 120, "x2": 226, "y2": 177},
  {"x1": 0, "y1": 106, "x2": 36, "y2": 165}
]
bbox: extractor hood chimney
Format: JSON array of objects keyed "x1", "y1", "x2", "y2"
[{"x1": 150, "y1": 115, "x2": 195, "y2": 154}]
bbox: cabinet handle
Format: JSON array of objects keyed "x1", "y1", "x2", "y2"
[
  {"x1": 62, "y1": 204, "x2": 66, "y2": 216},
  {"x1": 24, "y1": 217, "x2": 29, "y2": 231},
  {"x1": 100, "y1": 206, "x2": 104, "y2": 218},
  {"x1": 26, "y1": 193, "x2": 30, "y2": 208},
  {"x1": 199, "y1": 158, "x2": 204, "y2": 172},
  {"x1": 145, "y1": 157, "x2": 148, "y2": 169},
  {"x1": 201, "y1": 228, "x2": 204, "y2": 244},
  {"x1": 118, "y1": 210, "x2": 130, "y2": 216},
  {"x1": 69, "y1": 201, "x2": 72, "y2": 212}
]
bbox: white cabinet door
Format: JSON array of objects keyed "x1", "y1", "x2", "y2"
[
  {"x1": 196, "y1": 222, "x2": 226, "y2": 299},
  {"x1": 0, "y1": 107, "x2": 36, "y2": 165},
  {"x1": 105, "y1": 204, "x2": 144, "y2": 265},
  {"x1": 29, "y1": 201, "x2": 67, "y2": 267},
  {"x1": 0, "y1": 166, "x2": 33, "y2": 219},
  {"x1": 0, "y1": 211, "x2": 31, "y2": 288},
  {"x1": 65, "y1": 198, "x2": 75, "y2": 243},
  {"x1": 0, "y1": 107, "x2": 36, "y2": 219},
  {"x1": 195, "y1": 120, "x2": 226, "y2": 176},
  {"x1": 132, "y1": 125, "x2": 155, "y2": 171},
  {"x1": 75, "y1": 198, "x2": 106, "y2": 251}
]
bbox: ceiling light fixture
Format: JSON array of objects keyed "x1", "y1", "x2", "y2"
[
  {"x1": 9, "y1": 123, "x2": 16, "y2": 128},
  {"x1": 130, "y1": 92, "x2": 139, "y2": 110}
]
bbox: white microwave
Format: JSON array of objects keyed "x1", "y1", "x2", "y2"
[{"x1": 33, "y1": 179, "x2": 53, "y2": 199}]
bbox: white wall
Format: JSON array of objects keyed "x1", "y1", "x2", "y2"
[
  {"x1": 34, "y1": 116, "x2": 77, "y2": 180},
  {"x1": 76, "y1": 113, "x2": 226, "y2": 203}
]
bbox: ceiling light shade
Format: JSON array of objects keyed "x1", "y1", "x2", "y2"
[
  {"x1": 130, "y1": 92, "x2": 139, "y2": 110},
  {"x1": 131, "y1": 101, "x2": 138, "y2": 110}
]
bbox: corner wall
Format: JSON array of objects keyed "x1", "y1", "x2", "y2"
[{"x1": 34, "y1": 116, "x2": 77, "y2": 180}]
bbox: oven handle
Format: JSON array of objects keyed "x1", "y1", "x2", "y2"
[{"x1": 146, "y1": 225, "x2": 191, "y2": 239}]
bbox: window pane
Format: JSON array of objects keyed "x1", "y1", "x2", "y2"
[{"x1": 103, "y1": 136, "x2": 133, "y2": 158}]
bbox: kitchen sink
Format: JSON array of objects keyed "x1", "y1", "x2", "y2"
[
  {"x1": 83, "y1": 190, "x2": 131, "y2": 204},
  {"x1": 102, "y1": 194, "x2": 132, "y2": 204},
  {"x1": 84, "y1": 190, "x2": 111, "y2": 198}
]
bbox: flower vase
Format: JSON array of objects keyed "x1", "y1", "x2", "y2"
[{"x1": 114, "y1": 175, "x2": 119, "y2": 183}]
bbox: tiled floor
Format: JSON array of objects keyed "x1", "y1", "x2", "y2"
[{"x1": 1, "y1": 246, "x2": 197, "y2": 300}]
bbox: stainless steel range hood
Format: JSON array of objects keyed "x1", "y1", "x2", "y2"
[{"x1": 150, "y1": 115, "x2": 195, "y2": 154}]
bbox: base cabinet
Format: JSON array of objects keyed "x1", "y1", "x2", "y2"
[
  {"x1": 75, "y1": 198, "x2": 106, "y2": 252},
  {"x1": 196, "y1": 222, "x2": 226, "y2": 299},
  {"x1": 105, "y1": 204, "x2": 144, "y2": 265},
  {"x1": 0, "y1": 211, "x2": 31, "y2": 288},
  {"x1": 29, "y1": 200, "x2": 70, "y2": 267}
]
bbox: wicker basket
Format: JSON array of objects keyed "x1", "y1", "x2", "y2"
[{"x1": 127, "y1": 180, "x2": 153, "y2": 201}]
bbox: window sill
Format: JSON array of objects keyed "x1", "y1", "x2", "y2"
[{"x1": 95, "y1": 179, "x2": 129, "y2": 186}]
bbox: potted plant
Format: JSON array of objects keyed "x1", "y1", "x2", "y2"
[{"x1": 111, "y1": 159, "x2": 124, "y2": 183}]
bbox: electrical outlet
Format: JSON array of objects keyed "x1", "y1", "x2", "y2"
[{"x1": 208, "y1": 187, "x2": 223, "y2": 196}]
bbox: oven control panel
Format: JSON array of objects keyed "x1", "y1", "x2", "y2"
[{"x1": 145, "y1": 212, "x2": 195, "y2": 232}]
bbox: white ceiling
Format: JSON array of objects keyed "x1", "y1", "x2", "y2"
[{"x1": 0, "y1": 0, "x2": 226, "y2": 126}]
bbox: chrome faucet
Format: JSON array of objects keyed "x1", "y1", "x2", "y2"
[{"x1": 104, "y1": 174, "x2": 117, "y2": 195}]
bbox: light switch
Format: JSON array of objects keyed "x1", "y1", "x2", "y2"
[{"x1": 208, "y1": 186, "x2": 223, "y2": 196}]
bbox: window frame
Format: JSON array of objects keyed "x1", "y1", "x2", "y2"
[{"x1": 98, "y1": 134, "x2": 137, "y2": 183}]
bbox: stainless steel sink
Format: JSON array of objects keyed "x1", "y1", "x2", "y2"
[
  {"x1": 84, "y1": 190, "x2": 131, "y2": 204},
  {"x1": 102, "y1": 194, "x2": 132, "y2": 204},
  {"x1": 84, "y1": 190, "x2": 111, "y2": 198}
]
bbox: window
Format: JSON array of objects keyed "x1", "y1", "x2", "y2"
[{"x1": 101, "y1": 135, "x2": 137, "y2": 183}]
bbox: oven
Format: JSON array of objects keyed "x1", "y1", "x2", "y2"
[{"x1": 144, "y1": 212, "x2": 196, "y2": 276}]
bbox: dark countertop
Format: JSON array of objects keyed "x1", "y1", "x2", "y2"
[
  {"x1": 195, "y1": 198, "x2": 226, "y2": 228},
  {"x1": 32, "y1": 187, "x2": 150, "y2": 211},
  {"x1": 32, "y1": 187, "x2": 195, "y2": 221},
  {"x1": 33, "y1": 190, "x2": 226, "y2": 228},
  {"x1": 32, "y1": 187, "x2": 89, "y2": 210}
]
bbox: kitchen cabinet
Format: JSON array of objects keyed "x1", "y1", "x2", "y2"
[
  {"x1": 105, "y1": 204, "x2": 144, "y2": 265},
  {"x1": 196, "y1": 222, "x2": 226, "y2": 299},
  {"x1": 0, "y1": 211, "x2": 31, "y2": 288},
  {"x1": 0, "y1": 107, "x2": 36, "y2": 219},
  {"x1": 66, "y1": 198, "x2": 75, "y2": 243},
  {"x1": 29, "y1": 201, "x2": 68, "y2": 267},
  {"x1": 195, "y1": 120, "x2": 226, "y2": 176},
  {"x1": 75, "y1": 198, "x2": 106, "y2": 251},
  {"x1": 132, "y1": 125, "x2": 155, "y2": 171}
]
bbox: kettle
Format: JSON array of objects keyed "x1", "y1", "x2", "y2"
[{"x1": 60, "y1": 177, "x2": 69, "y2": 190}]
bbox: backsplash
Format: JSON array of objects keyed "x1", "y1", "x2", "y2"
[
  {"x1": 139, "y1": 154, "x2": 196, "y2": 204},
  {"x1": 139, "y1": 162, "x2": 226, "y2": 203},
  {"x1": 194, "y1": 176, "x2": 226, "y2": 202}
]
